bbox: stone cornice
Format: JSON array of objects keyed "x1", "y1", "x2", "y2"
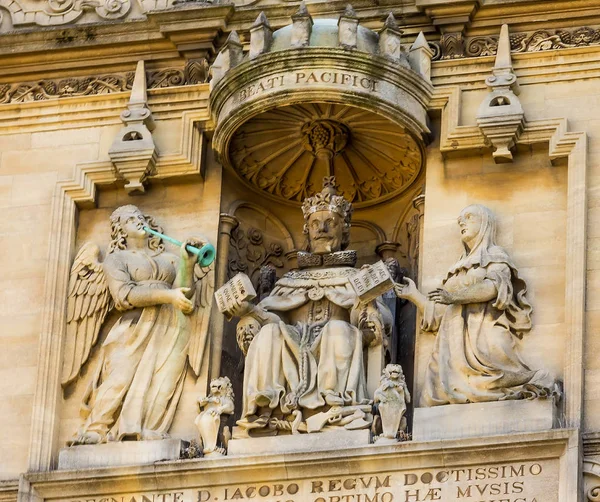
[
  {"x1": 22, "y1": 430, "x2": 572, "y2": 498},
  {"x1": 1, "y1": 0, "x2": 600, "y2": 80}
]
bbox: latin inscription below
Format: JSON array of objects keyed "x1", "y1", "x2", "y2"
[{"x1": 66, "y1": 461, "x2": 555, "y2": 502}]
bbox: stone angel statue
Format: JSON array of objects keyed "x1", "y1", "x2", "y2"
[{"x1": 61, "y1": 204, "x2": 214, "y2": 445}]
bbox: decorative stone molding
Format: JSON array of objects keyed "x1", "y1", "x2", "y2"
[
  {"x1": 0, "y1": 0, "x2": 131, "y2": 28},
  {"x1": 210, "y1": 7, "x2": 433, "y2": 208},
  {"x1": 108, "y1": 61, "x2": 157, "y2": 194},
  {"x1": 433, "y1": 25, "x2": 600, "y2": 60},
  {"x1": 476, "y1": 24, "x2": 524, "y2": 163},
  {"x1": 0, "y1": 60, "x2": 210, "y2": 106}
]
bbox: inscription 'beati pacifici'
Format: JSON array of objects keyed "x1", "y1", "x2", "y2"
[{"x1": 237, "y1": 71, "x2": 379, "y2": 101}]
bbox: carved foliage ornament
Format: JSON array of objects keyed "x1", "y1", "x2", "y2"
[
  {"x1": 227, "y1": 226, "x2": 285, "y2": 291},
  {"x1": 432, "y1": 26, "x2": 600, "y2": 60},
  {"x1": 0, "y1": 60, "x2": 210, "y2": 105}
]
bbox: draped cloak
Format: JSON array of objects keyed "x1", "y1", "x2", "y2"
[
  {"x1": 79, "y1": 250, "x2": 190, "y2": 440},
  {"x1": 420, "y1": 206, "x2": 557, "y2": 406},
  {"x1": 240, "y1": 266, "x2": 391, "y2": 419}
]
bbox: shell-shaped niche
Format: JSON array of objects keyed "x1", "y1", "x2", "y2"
[{"x1": 230, "y1": 102, "x2": 422, "y2": 208}]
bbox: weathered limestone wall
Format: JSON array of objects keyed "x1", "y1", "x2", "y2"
[
  {"x1": 0, "y1": 86, "x2": 215, "y2": 477},
  {"x1": 0, "y1": 123, "x2": 119, "y2": 478},
  {"x1": 417, "y1": 127, "x2": 567, "y2": 405}
]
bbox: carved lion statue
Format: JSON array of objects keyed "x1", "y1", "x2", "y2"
[
  {"x1": 195, "y1": 376, "x2": 235, "y2": 457},
  {"x1": 373, "y1": 364, "x2": 411, "y2": 442}
]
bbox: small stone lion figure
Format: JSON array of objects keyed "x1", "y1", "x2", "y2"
[
  {"x1": 195, "y1": 376, "x2": 235, "y2": 457},
  {"x1": 373, "y1": 364, "x2": 411, "y2": 444}
]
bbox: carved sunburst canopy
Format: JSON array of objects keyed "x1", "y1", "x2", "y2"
[
  {"x1": 229, "y1": 102, "x2": 423, "y2": 207},
  {"x1": 209, "y1": 16, "x2": 433, "y2": 208}
]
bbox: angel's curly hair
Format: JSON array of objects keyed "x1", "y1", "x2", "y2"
[{"x1": 108, "y1": 205, "x2": 165, "y2": 254}]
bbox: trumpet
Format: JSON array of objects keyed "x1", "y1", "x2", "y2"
[{"x1": 143, "y1": 226, "x2": 216, "y2": 267}]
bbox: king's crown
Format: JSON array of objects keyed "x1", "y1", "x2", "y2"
[{"x1": 301, "y1": 176, "x2": 353, "y2": 226}]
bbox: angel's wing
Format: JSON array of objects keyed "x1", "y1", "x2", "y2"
[
  {"x1": 188, "y1": 263, "x2": 215, "y2": 376},
  {"x1": 61, "y1": 242, "x2": 112, "y2": 387}
]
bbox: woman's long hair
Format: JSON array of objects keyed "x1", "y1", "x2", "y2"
[{"x1": 107, "y1": 205, "x2": 165, "y2": 254}]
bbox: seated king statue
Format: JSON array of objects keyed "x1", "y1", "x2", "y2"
[{"x1": 230, "y1": 177, "x2": 392, "y2": 437}]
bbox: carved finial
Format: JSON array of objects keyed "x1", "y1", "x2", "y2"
[
  {"x1": 379, "y1": 12, "x2": 405, "y2": 63},
  {"x1": 252, "y1": 11, "x2": 271, "y2": 28},
  {"x1": 408, "y1": 32, "x2": 434, "y2": 81},
  {"x1": 293, "y1": 1, "x2": 311, "y2": 19},
  {"x1": 338, "y1": 4, "x2": 359, "y2": 49},
  {"x1": 291, "y1": 1, "x2": 313, "y2": 47},
  {"x1": 221, "y1": 30, "x2": 244, "y2": 70},
  {"x1": 108, "y1": 60, "x2": 157, "y2": 195},
  {"x1": 383, "y1": 12, "x2": 399, "y2": 30},
  {"x1": 412, "y1": 31, "x2": 428, "y2": 51},
  {"x1": 250, "y1": 12, "x2": 274, "y2": 59},
  {"x1": 494, "y1": 24, "x2": 512, "y2": 72},
  {"x1": 477, "y1": 24, "x2": 524, "y2": 164},
  {"x1": 226, "y1": 30, "x2": 242, "y2": 46},
  {"x1": 342, "y1": 4, "x2": 357, "y2": 18},
  {"x1": 129, "y1": 60, "x2": 148, "y2": 106}
]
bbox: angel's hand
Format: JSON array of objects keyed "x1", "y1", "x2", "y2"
[
  {"x1": 428, "y1": 288, "x2": 455, "y2": 305},
  {"x1": 168, "y1": 287, "x2": 194, "y2": 314},
  {"x1": 180, "y1": 238, "x2": 205, "y2": 266}
]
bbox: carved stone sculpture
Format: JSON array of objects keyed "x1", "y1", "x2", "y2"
[
  {"x1": 195, "y1": 377, "x2": 235, "y2": 457},
  {"x1": 373, "y1": 364, "x2": 411, "y2": 444},
  {"x1": 395, "y1": 204, "x2": 560, "y2": 406},
  {"x1": 225, "y1": 178, "x2": 392, "y2": 437},
  {"x1": 62, "y1": 204, "x2": 213, "y2": 445}
]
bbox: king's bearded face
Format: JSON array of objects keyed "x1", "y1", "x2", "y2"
[{"x1": 307, "y1": 210, "x2": 344, "y2": 254}]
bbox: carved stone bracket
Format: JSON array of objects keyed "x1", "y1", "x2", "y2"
[
  {"x1": 476, "y1": 24, "x2": 524, "y2": 163},
  {"x1": 584, "y1": 459, "x2": 600, "y2": 501},
  {"x1": 108, "y1": 61, "x2": 157, "y2": 195}
]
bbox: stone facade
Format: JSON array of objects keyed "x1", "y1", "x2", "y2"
[{"x1": 2, "y1": 0, "x2": 600, "y2": 501}]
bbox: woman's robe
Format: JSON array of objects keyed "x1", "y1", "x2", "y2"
[{"x1": 420, "y1": 247, "x2": 557, "y2": 407}]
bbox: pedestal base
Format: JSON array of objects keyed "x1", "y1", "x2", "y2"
[
  {"x1": 228, "y1": 429, "x2": 370, "y2": 456},
  {"x1": 412, "y1": 398, "x2": 558, "y2": 441},
  {"x1": 58, "y1": 439, "x2": 186, "y2": 470}
]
